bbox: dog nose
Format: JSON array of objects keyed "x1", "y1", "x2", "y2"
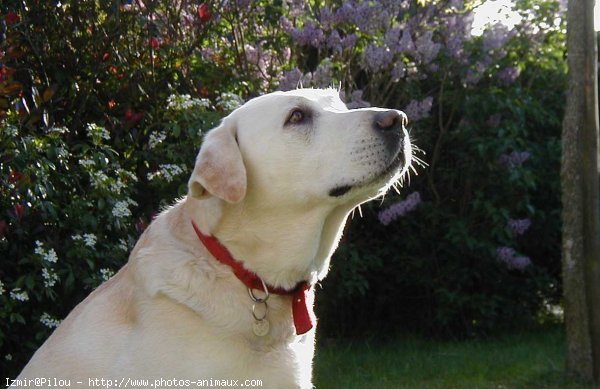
[{"x1": 374, "y1": 110, "x2": 403, "y2": 131}]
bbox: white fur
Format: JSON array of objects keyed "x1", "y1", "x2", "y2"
[{"x1": 14, "y1": 88, "x2": 411, "y2": 388}]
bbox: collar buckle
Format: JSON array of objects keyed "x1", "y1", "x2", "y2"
[{"x1": 248, "y1": 278, "x2": 269, "y2": 304}]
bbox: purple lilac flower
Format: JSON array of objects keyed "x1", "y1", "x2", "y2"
[
  {"x1": 496, "y1": 246, "x2": 516, "y2": 262},
  {"x1": 464, "y1": 69, "x2": 482, "y2": 85},
  {"x1": 311, "y1": 60, "x2": 334, "y2": 88},
  {"x1": 384, "y1": 26, "x2": 401, "y2": 50},
  {"x1": 244, "y1": 44, "x2": 269, "y2": 74},
  {"x1": 379, "y1": 0, "x2": 406, "y2": 14},
  {"x1": 508, "y1": 218, "x2": 532, "y2": 235},
  {"x1": 446, "y1": 34, "x2": 465, "y2": 59},
  {"x1": 345, "y1": 90, "x2": 371, "y2": 109},
  {"x1": 354, "y1": 3, "x2": 390, "y2": 34},
  {"x1": 364, "y1": 44, "x2": 393, "y2": 71},
  {"x1": 511, "y1": 256, "x2": 532, "y2": 270},
  {"x1": 496, "y1": 246, "x2": 532, "y2": 271},
  {"x1": 378, "y1": 192, "x2": 421, "y2": 226},
  {"x1": 403, "y1": 97, "x2": 433, "y2": 122},
  {"x1": 181, "y1": 11, "x2": 195, "y2": 29},
  {"x1": 342, "y1": 33, "x2": 358, "y2": 49},
  {"x1": 398, "y1": 27, "x2": 415, "y2": 54},
  {"x1": 279, "y1": 16, "x2": 294, "y2": 34},
  {"x1": 414, "y1": 31, "x2": 441, "y2": 65},
  {"x1": 499, "y1": 151, "x2": 531, "y2": 168},
  {"x1": 354, "y1": 3, "x2": 374, "y2": 32},
  {"x1": 292, "y1": 21, "x2": 324, "y2": 47},
  {"x1": 464, "y1": 59, "x2": 490, "y2": 85},
  {"x1": 327, "y1": 30, "x2": 343, "y2": 54},
  {"x1": 334, "y1": 2, "x2": 357, "y2": 24},
  {"x1": 391, "y1": 61, "x2": 406, "y2": 81},
  {"x1": 373, "y1": 5, "x2": 391, "y2": 30},
  {"x1": 482, "y1": 23, "x2": 515, "y2": 52},
  {"x1": 288, "y1": 0, "x2": 306, "y2": 18},
  {"x1": 278, "y1": 68, "x2": 302, "y2": 91},
  {"x1": 319, "y1": 6, "x2": 335, "y2": 30},
  {"x1": 497, "y1": 66, "x2": 520, "y2": 85},
  {"x1": 444, "y1": 12, "x2": 474, "y2": 60}
]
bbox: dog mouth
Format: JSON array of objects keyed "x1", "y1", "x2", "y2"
[
  {"x1": 328, "y1": 184, "x2": 353, "y2": 197},
  {"x1": 328, "y1": 151, "x2": 406, "y2": 198}
]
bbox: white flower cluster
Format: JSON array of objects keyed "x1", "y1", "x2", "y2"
[
  {"x1": 3, "y1": 123, "x2": 18, "y2": 137},
  {"x1": 72, "y1": 233, "x2": 97, "y2": 248},
  {"x1": 5, "y1": 354, "x2": 12, "y2": 361},
  {"x1": 167, "y1": 94, "x2": 211, "y2": 111},
  {"x1": 47, "y1": 126, "x2": 69, "y2": 134},
  {"x1": 110, "y1": 169, "x2": 138, "y2": 194},
  {"x1": 81, "y1": 158, "x2": 137, "y2": 194},
  {"x1": 147, "y1": 164, "x2": 186, "y2": 183},
  {"x1": 40, "y1": 312, "x2": 61, "y2": 329},
  {"x1": 41, "y1": 268, "x2": 59, "y2": 288},
  {"x1": 148, "y1": 131, "x2": 167, "y2": 149},
  {"x1": 55, "y1": 146, "x2": 69, "y2": 159},
  {"x1": 83, "y1": 233, "x2": 97, "y2": 247},
  {"x1": 99, "y1": 268, "x2": 115, "y2": 281},
  {"x1": 117, "y1": 238, "x2": 129, "y2": 252},
  {"x1": 90, "y1": 171, "x2": 110, "y2": 189},
  {"x1": 10, "y1": 288, "x2": 29, "y2": 302},
  {"x1": 217, "y1": 92, "x2": 244, "y2": 111},
  {"x1": 0, "y1": 280, "x2": 5, "y2": 295},
  {"x1": 86, "y1": 123, "x2": 111, "y2": 145},
  {"x1": 112, "y1": 198, "x2": 138, "y2": 219},
  {"x1": 34, "y1": 241, "x2": 58, "y2": 263},
  {"x1": 79, "y1": 158, "x2": 95, "y2": 168}
]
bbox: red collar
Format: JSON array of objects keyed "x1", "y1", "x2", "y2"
[{"x1": 191, "y1": 221, "x2": 314, "y2": 335}]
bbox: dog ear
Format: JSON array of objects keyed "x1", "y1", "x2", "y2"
[{"x1": 188, "y1": 119, "x2": 247, "y2": 203}]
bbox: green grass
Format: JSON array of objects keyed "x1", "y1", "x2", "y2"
[{"x1": 313, "y1": 327, "x2": 598, "y2": 388}]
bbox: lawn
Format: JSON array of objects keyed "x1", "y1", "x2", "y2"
[{"x1": 313, "y1": 327, "x2": 598, "y2": 388}]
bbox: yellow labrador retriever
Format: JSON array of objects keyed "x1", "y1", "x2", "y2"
[{"x1": 14, "y1": 88, "x2": 412, "y2": 388}]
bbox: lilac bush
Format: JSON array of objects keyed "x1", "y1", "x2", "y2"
[{"x1": 292, "y1": 0, "x2": 566, "y2": 336}]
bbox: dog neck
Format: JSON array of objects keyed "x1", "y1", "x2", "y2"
[
  {"x1": 191, "y1": 220, "x2": 314, "y2": 335},
  {"x1": 186, "y1": 196, "x2": 354, "y2": 291}
]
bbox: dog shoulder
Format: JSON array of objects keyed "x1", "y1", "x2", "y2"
[{"x1": 17, "y1": 265, "x2": 137, "y2": 378}]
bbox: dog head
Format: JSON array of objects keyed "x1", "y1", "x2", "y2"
[{"x1": 188, "y1": 88, "x2": 412, "y2": 208}]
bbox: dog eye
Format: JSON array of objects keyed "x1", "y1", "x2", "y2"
[{"x1": 286, "y1": 109, "x2": 305, "y2": 125}]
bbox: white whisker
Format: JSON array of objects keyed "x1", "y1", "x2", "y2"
[{"x1": 411, "y1": 156, "x2": 428, "y2": 167}]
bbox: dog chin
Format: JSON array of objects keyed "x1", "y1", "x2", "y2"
[{"x1": 328, "y1": 154, "x2": 407, "y2": 199}]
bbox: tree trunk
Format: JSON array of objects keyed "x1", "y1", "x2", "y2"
[{"x1": 561, "y1": 0, "x2": 600, "y2": 382}]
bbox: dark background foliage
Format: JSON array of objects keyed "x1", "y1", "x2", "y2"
[{"x1": 1, "y1": 0, "x2": 568, "y2": 377}]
